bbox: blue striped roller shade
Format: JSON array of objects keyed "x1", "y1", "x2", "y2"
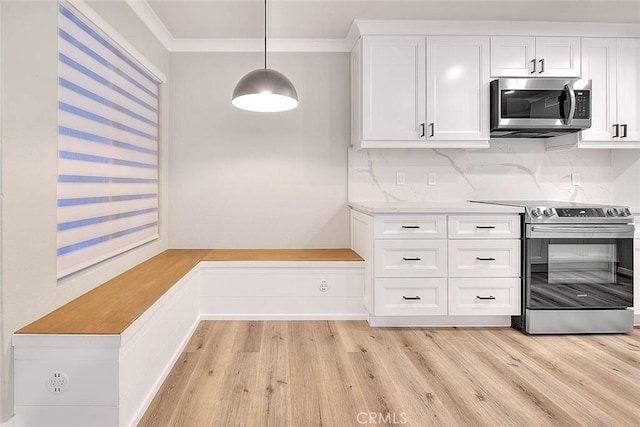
[{"x1": 57, "y1": 2, "x2": 160, "y2": 278}]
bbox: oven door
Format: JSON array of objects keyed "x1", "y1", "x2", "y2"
[{"x1": 525, "y1": 224, "x2": 634, "y2": 310}]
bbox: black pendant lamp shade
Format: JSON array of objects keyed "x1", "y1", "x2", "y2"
[{"x1": 231, "y1": 0, "x2": 298, "y2": 112}]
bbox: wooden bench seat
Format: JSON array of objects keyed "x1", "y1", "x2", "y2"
[
  {"x1": 15, "y1": 248, "x2": 363, "y2": 335},
  {"x1": 12, "y1": 248, "x2": 363, "y2": 427}
]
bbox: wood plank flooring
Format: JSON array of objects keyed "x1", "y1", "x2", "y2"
[{"x1": 139, "y1": 322, "x2": 640, "y2": 427}]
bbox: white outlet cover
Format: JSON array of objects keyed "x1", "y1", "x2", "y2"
[
  {"x1": 396, "y1": 172, "x2": 406, "y2": 186},
  {"x1": 47, "y1": 371, "x2": 69, "y2": 394},
  {"x1": 571, "y1": 172, "x2": 581, "y2": 186}
]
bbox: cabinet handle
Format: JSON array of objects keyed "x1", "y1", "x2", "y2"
[
  {"x1": 429, "y1": 123, "x2": 435, "y2": 137},
  {"x1": 401, "y1": 225, "x2": 421, "y2": 229},
  {"x1": 419, "y1": 123, "x2": 425, "y2": 138},
  {"x1": 476, "y1": 257, "x2": 496, "y2": 261},
  {"x1": 475, "y1": 226, "x2": 496, "y2": 229},
  {"x1": 402, "y1": 257, "x2": 421, "y2": 261},
  {"x1": 538, "y1": 58, "x2": 544, "y2": 74},
  {"x1": 403, "y1": 296, "x2": 422, "y2": 300},
  {"x1": 621, "y1": 124, "x2": 628, "y2": 138},
  {"x1": 613, "y1": 124, "x2": 620, "y2": 138},
  {"x1": 476, "y1": 295, "x2": 496, "y2": 300},
  {"x1": 530, "y1": 59, "x2": 536, "y2": 74}
]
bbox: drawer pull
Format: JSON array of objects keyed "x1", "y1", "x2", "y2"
[
  {"x1": 476, "y1": 257, "x2": 496, "y2": 261},
  {"x1": 402, "y1": 257, "x2": 422, "y2": 261},
  {"x1": 401, "y1": 225, "x2": 421, "y2": 229},
  {"x1": 402, "y1": 296, "x2": 422, "y2": 300},
  {"x1": 475, "y1": 226, "x2": 496, "y2": 229},
  {"x1": 476, "y1": 296, "x2": 496, "y2": 300}
]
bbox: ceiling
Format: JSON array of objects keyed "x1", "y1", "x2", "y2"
[{"x1": 144, "y1": 0, "x2": 640, "y2": 40}]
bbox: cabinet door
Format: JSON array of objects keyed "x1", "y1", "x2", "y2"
[
  {"x1": 535, "y1": 37, "x2": 581, "y2": 77},
  {"x1": 617, "y1": 39, "x2": 640, "y2": 142},
  {"x1": 490, "y1": 36, "x2": 536, "y2": 77},
  {"x1": 426, "y1": 36, "x2": 490, "y2": 141},
  {"x1": 361, "y1": 36, "x2": 426, "y2": 142},
  {"x1": 580, "y1": 38, "x2": 617, "y2": 142}
]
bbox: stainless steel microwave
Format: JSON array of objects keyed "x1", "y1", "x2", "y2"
[{"x1": 490, "y1": 78, "x2": 592, "y2": 138}]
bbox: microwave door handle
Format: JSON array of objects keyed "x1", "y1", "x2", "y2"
[{"x1": 564, "y1": 84, "x2": 576, "y2": 126}]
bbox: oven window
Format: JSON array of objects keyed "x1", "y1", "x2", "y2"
[
  {"x1": 527, "y1": 238, "x2": 633, "y2": 309},
  {"x1": 501, "y1": 89, "x2": 569, "y2": 119}
]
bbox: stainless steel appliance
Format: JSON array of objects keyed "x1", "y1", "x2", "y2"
[
  {"x1": 490, "y1": 78, "x2": 592, "y2": 138},
  {"x1": 471, "y1": 200, "x2": 634, "y2": 334}
]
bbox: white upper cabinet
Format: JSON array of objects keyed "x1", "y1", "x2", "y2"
[
  {"x1": 426, "y1": 36, "x2": 490, "y2": 142},
  {"x1": 617, "y1": 39, "x2": 640, "y2": 142},
  {"x1": 490, "y1": 36, "x2": 536, "y2": 76},
  {"x1": 490, "y1": 36, "x2": 581, "y2": 77},
  {"x1": 360, "y1": 36, "x2": 426, "y2": 144},
  {"x1": 352, "y1": 35, "x2": 490, "y2": 149},
  {"x1": 566, "y1": 38, "x2": 640, "y2": 148}
]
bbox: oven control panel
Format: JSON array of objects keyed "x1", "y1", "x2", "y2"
[
  {"x1": 556, "y1": 208, "x2": 604, "y2": 218},
  {"x1": 527, "y1": 206, "x2": 631, "y2": 223}
]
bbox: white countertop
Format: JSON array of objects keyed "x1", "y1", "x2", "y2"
[{"x1": 348, "y1": 201, "x2": 524, "y2": 214}]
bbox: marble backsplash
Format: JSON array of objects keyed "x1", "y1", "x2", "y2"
[{"x1": 348, "y1": 139, "x2": 615, "y2": 204}]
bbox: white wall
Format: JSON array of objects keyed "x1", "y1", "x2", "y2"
[
  {"x1": 349, "y1": 140, "x2": 614, "y2": 203},
  {"x1": 168, "y1": 52, "x2": 350, "y2": 249},
  {"x1": 0, "y1": 2, "x2": 169, "y2": 422}
]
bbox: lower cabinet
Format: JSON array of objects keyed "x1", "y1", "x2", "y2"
[
  {"x1": 350, "y1": 209, "x2": 522, "y2": 323},
  {"x1": 374, "y1": 278, "x2": 447, "y2": 316},
  {"x1": 448, "y1": 278, "x2": 521, "y2": 316}
]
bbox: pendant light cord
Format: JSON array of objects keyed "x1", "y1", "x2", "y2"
[{"x1": 264, "y1": 0, "x2": 267, "y2": 69}]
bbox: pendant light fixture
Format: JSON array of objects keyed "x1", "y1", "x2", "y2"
[{"x1": 231, "y1": 0, "x2": 298, "y2": 112}]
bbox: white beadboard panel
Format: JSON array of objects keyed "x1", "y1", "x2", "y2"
[
  {"x1": 200, "y1": 270, "x2": 364, "y2": 298},
  {"x1": 119, "y1": 270, "x2": 200, "y2": 426},
  {"x1": 14, "y1": 357, "x2": 118, "y2": 406},
  {"x1": 14, "y1": 405, "x2": 118, "y2": 427},
  {"x1": 200, "y1": 296, "x2": 366, "y2": 318}
]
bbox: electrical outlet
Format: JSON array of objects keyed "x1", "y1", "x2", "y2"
[
  {"x1": 428, "y1": 172, "x2": 437, "y2": 186},
  {"x1": 571, "y1": 172, "x2": 581, "y2": 186},
  {"x1": 319, "y1": 280, "x2": 328, "y2": 292},
  {"x1": 47, "y1": 371, "x2": 69, "y2": 394},
  {"x1": 396, "y1": 172, "x2": 406, "y2": 186}
]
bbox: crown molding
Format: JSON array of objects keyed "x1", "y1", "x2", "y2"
[
  {"x1": 126, "y1": 0, "x2": 640, "y2": 54},
  {"x1": 352, "y1": 19, "x2": 640, "y2": 38},
  {"x1": 171, "y1": 38, "x2": 351, "y2": 53},
  {"x1": 68, "y1": 0, "x2": 166, "y2": 82},
  {"x1": 126, "y1": 0, "x2": 175, "y2": 50}
]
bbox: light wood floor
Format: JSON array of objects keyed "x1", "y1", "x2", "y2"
[{"x1": 139, "y1": 321, "x2": 640, "y2": 426}]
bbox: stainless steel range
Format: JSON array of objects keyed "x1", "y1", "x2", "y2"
[{"x1": 472, "y1": 200, "x2": 634, "y2": 334}]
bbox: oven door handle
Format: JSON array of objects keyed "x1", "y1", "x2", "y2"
[{"x1": 528, "y1": 224, "x2": 635, "y2": 239}]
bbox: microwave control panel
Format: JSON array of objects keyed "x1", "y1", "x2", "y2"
[{"x1": 574, "y1": 91, "x2": 590, "y2": 119}]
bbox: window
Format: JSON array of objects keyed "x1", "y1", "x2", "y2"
[{"x1": 57, "y1": 2, "x2": 160, "y2": 278}]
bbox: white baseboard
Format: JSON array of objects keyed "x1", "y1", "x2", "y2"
[
  {"x1": 367, "y1": 314, "x2": 512, "y2": 327},
  {"x1": 200, "y1": 313, "x2": 368, "y2": 321}
]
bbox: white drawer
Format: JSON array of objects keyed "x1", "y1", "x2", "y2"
[
  {"x1": 375, "y1": 240, "x2": 447, "y2": 277},
  {"x1": 448, "y1": 278, "x2": 521, "y2": 315},
  {"x1": 448, "y1": 215, "x2": 520, "y2": 239},
  {"x1": 375, "y1": 278, "x2": 447, "y2": 316},
  {"x1": 374, "y1": 215, "x2": 447, "y2": 239},
  {"x1": 448, "y1": 240, "x2": 520, "y2": 277}
]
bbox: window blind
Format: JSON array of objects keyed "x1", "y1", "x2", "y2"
[{"x1": 57, "y1": 2, "x2": 160, "y2": 278}]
